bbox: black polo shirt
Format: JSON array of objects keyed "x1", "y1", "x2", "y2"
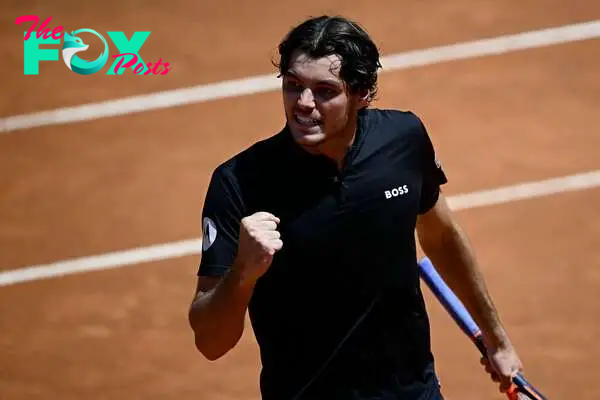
[{"x1": 198, "y1": 108, "x2": 448, "y2": 399}]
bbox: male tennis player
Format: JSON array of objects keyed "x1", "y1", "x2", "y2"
[{"x1": 188, "y1": 15, "x2": 523, "y2": 400}]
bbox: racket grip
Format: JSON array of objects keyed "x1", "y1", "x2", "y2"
[{"x1": 418, "y1": 256, "x2": 480, "y2": 338}]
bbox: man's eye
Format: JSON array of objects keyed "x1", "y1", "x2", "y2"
[
  {"x1": 314, "y1": 88, "x2": 337, "y2": 99},
  {"x1": 284, "y1": 81, "x2": 303, "y2": 91}
]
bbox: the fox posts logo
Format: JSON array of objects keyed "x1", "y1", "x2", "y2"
[{"x1": 16, "y1": 15, "x2": 172, "y2": 76}]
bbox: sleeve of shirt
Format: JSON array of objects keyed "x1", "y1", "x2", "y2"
[
  {"x1": 197, "y1": 165, "x2": 245, "y2": 277},
  {"x1": 414, "y1": 115, "x2": 448, "y2": 214}
]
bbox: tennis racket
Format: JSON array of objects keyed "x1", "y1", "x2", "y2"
[{"x1": 418, "y1": 256, "x2": 548, "y2": 400}]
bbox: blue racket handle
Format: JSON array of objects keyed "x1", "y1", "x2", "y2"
[
  {"x1": 418, "y1": 257, "x2": 548, "y2": 400},
  {"x1": 418, "y1": 256, "x2": 480, "y2": 338}
]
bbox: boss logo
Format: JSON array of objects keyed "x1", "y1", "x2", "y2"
[{"x1": 384, "y1": 185, "x2": 409, "y2": 199}]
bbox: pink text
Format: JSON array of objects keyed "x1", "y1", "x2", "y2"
[
  {"x1": 112, "y1": 53, "x2": 172, "y2": 75},
  {"x1": 16, "y1": 15, "x2": 63, "y2": 40}
]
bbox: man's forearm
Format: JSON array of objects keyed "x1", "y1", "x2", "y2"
[
  {"x1": 423, "y1": 222, "x2": 510, "y2": 348},
  {"x1": 188, "y1": 266, "x2": 256, "y2": 360}
]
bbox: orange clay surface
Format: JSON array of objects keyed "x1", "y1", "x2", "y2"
[{"x1": 1, "y1": 1, "x2": 599, "y2": 399}]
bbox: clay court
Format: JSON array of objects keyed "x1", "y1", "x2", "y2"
[{"x1": 1, "y1": 1, "x2": 599, "y2": 399}]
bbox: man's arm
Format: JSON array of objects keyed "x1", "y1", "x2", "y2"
[
  {"x1": 416, "y1": 193, "x2": 523, "y2": 391},
  {"x1": 189, "y1": 211, "x2": 283, "y2": 361},
  {"x1": 188, "y1": 266, "x2": 256, "y2": 361},
  {"x1": 188, "y1": 164, "x2": 256, "y2": 361},
  {"x1": 416, "y1": 193, "x2": 507, "y2": 346}
]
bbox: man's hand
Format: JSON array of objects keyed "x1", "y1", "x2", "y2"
[
  {"x1": 481, "y1": 342, "x2": 524, "y2": 394},
  {"x1": 234, "y1": 211, "x2": 283, "y2": 284}
]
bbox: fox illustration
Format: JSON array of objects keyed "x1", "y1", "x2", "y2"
[
  {"x1": 61, "y1": 29, "x2": 109, "y2": 75},
  {"x1": 62, "y1": 31, "x2": 89, "y2": 70}
]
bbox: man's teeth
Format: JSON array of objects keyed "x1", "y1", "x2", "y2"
[{"x1": 296, "y1": 115, "x2": 318, "y2": 125}]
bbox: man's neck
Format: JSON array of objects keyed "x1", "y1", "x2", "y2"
[{"x1": 321, "y1": 123, "x2": 358, "y2": 171}]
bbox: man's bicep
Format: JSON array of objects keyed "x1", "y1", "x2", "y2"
[
  {"x1": 193, "y1": 275, "x2": 222, "y2": 299},
  {"x1": 416, "y1": 193, "x2": 455, "y2": 251}
]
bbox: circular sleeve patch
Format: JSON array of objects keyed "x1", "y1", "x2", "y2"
[{"x1": 202, "y1": 217, "x2": 218, "y2": 251}]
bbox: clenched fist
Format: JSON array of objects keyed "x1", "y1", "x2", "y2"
[{"x1": 234, "y1": 212, "x2": 283, "y2": 284}]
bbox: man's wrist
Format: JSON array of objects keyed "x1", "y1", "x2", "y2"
[
  {"x1": 483, "y1": 325, "x2": 512, "y2": 349},
  {"x1": 228, "y1": 258, "x2": 258, "y2": 291}
]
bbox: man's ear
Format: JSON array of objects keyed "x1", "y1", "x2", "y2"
[{"x1": 358, "y1": 89, "x2": 371, "y2": 108}]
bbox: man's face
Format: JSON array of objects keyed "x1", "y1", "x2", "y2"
[{"x1": 281, "y1": 51, "x2": 368, "y2": 154}]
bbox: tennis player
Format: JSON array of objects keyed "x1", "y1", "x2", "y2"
[{"x1": 188, "y1": 15, "x2": 524, "y2": 400}]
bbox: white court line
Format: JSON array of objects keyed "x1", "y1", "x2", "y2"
[
  {"x1": 1, "y1": 20, "x2": 599, "y2": 133},
  {"x1": 1, "y1": 170, "x2": 599, "y2": 287}
]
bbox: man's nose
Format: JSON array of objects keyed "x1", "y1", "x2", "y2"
[{"x1": 297, "y1": 88, "x2": 315, "y2": 109}]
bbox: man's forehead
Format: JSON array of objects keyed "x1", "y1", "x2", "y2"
[{"x1": 286, "y1": 52, "x2": 343, "y2": 82}]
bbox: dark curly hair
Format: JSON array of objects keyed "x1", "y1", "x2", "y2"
[{"x1": 274, "y1": 15, "x2": 382, "y2": 102}]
